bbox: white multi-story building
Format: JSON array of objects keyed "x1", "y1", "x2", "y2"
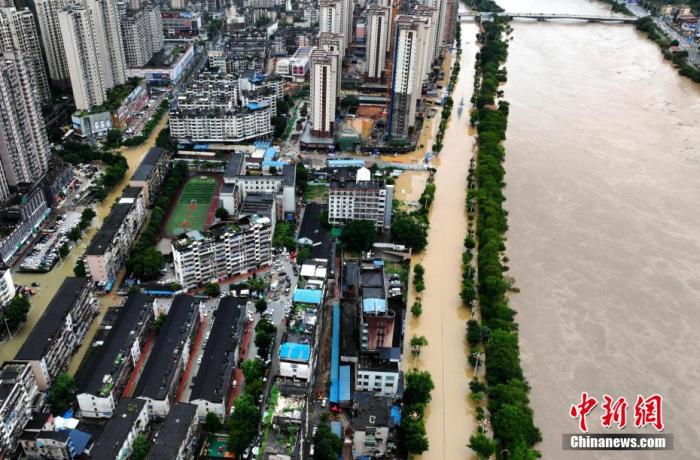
[
  {"x1": 0, "y1": 265, "x2": 14, "y2": 307},
  {"x1": 0, "y1": 7, "x2": 51, "y2": 103},
  {"x1": 414, "y1": 4, "x2": 438, "y2": 70},
  {"x1": 318, "y1": 32, "x2": 343, "y2": 93},
  {"x1": 35, "y1": 0, "x2": 71, "y2": 87},
  {"x1": 58, "y1": 4, "x2": 106, "y2": 110},
  {"x1": 172, "y1": 217, "x2": 273, "y2": 289},
  {"x1": 84, "y1": 186, "x2": 147, "y2": 285},
  {"x1": 90, "y1": 398, "x2": 150, "y2": 460},
  {"x1": 388, "y1": 15, "x2": 430, "y2": 140},
  {"x1": 121, "y1": 3, "x2": 164, "y2": 68},
  {"x1": 169, "y1": 105, "x2": 273, "y2": 143},
  {"x1": 341, "y1": 0, "x2": 353, "y2": 51},
  {"x1": 86, "y1": 0, "x2": 126, "y2": 89},
  {"x1": 0, "y1": 361, "x2": 40, "y2": 457},
  {"x1": 328, "y1": 167, "x2": 394, "y2": 231},
  {"x1": 422, "y1": 0, "x2": 447, "y2": 54},
  {"x1": 309, "y1": 48, "x2": 338, "y2": 137},
  {"x1": 0, "y1": 53, "x2": 50, "y2": 202},
  {"x1": 366, "y1": 4, "x2": 389, "y2": 80},
  {"x1": 319, "y1": 0, "x2": 341, "y2": 35}
]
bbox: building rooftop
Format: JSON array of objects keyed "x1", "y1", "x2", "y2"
[
  {"x1": 298, "y1": 202, "x2": 332, "y2": 259},
  {"x1": 240, "y1": 192, "x2": 275, "y2": 218},
  {"x1": 131, "y1": 147, "x2": 166, "y2": 181},
  {"x1": 225, "y1": 153, "x2": 245, "y2": 178},
  {"x1": 292, "y1": 288, "x2": 323, "y2": 305},
  {"x1": 278, "y1": 342, "x2": 310, "y2": 363},
  {"x1": 134, "y1": 295, "x2": 198, "y2": 401},
  {"x1": 0, "y1": 361, "x2": 30, "y2": 406},
  {"x1": 282, "y1": 164, "x2": 295, "y2": 187},
  {"x1": 15, "y1": 278, "x2": 89, "y2": 361},
  {"x1": 75, "y1": 293, "x2": 152, "y2": 396},
  {"x1": 90, "y1": 398, "x2": 146, "y2": 459},
  {"x1": 352, "y1": 391, "x2": 393, "y2": 429},
  {"x1": 190, "y1": 297, "x2": 244, "y2": 403},
  {"x1": 85, "y1": 187, "x2": 142, "y2": 256},
  {"x1": 172, "y1": 216, "x2": 271, "y2": 249},
  {"x1": 340, "y1": 301, "x2": 358, "y2": 359},
  {"x1": 147, "y1": 402, "x2": 197, "y2": 459}
]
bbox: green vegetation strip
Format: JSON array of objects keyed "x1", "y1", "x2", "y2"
[
  {"x1": 636, "y1": 17, "x2": 700, "y2": 83},
  {"x1": 466, "y1": 17, "x2": 541, "y2": 458}
]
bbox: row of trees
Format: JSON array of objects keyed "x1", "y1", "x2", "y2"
[
  {"x1": 398, "y1": 370, "x2": 434, "y2": 455},
  {"x1": 636, "y1": 17, "x2": 700, "y2": 83},
  {"x1": 467, "y1": 18, "x2": 541, "y2": 459},
  {"x1": 391, "y1": 178, "x2": 438, "y2": 252},
  {"x1": 126, "y1": 161, "x2": 189, "y2": 279},
  {"x1": 466, "y1": 0, "x2": 505, "y2": 12},
  {"x1": 228, "y1": 359, "x2": 268, "y2": 455}
]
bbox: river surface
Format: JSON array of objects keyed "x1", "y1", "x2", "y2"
[
  {"x1": 1, "y1": 116, "x2": 168, "y2": 373},
  {"x1": 496, "y1": 0, "x2": 700, "y2": 457},
  {"x1": 402, "y1": 24, "x2": 479, "y2": 460}
]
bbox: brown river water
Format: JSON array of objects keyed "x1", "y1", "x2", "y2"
[
  {"x1": 496, "y1": 0, "x2": 700, "y2": 458},
  {"x1": 1, "y1": 116, "x2": 168, "y2": 373}
]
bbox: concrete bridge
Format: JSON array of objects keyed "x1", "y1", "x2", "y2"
[{"x1": 458, "y1": 12, "x2": 637, "y2": 24}]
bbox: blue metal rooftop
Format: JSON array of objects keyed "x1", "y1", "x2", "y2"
[
  {"x1": 278, "y1": 342, "x2": 311, "y2": 362},
  {"x1": 293, "y1": 288, "x2": 323, "y2": 305}
]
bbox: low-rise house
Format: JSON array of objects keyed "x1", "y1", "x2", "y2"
[
  {"x1": 129, "y1": 147, "x2": 171, "y2": 207},
  {"x1": 351, "y1": 391, "x2": 397, "y2": 458},
  {"x1": 134, "y1": 294, "x2": 200, "y2": 418},
  {"x1": 90, "y1": 398, "x2": 149, "y2": 460},
  {"x1": 0, "y1": 362, "x2": 41, "y2": 457},
  {"x1": 172, "y1": 217, "x2": 273, "y2": 289},
  {"x1": 75, "y1": 293, "x2": 152, "y2": 418},
  {"x1": 84, "y1": 186, "x2": 146, "y2": 288},
  {"x1": 189, "y1": 297, "x2": 244, "y2": 419},
  {"x1": 147, "y1": 402, "x2": 198, "y2": 460},
  {"x1": 15, "y1": 278, "x2": 98, "y2": 389}
]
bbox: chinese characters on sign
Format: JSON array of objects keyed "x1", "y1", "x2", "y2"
[{"x1": 570, "y1": 393, "x2": 664, "y2": 433}]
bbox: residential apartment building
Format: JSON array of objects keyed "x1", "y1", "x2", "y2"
[
  {"x1": 366, "y1": 5, "x2": 389, "y2": 80},
  {"x1": 0, "y1": 361, "x2": 40, "y2": 458},
  {"x1": 86, "y1": 0, "x2": 126, "y2": 88},
  {"x1": 35, "y1": 0, "x2": 71, "y2": 87},
  {"x1": 189, "y1": 297, "x2": 244, "y2": 419},
  {"x1": 388, "y1": 15, "x2": 430, "y2": 140},
  {"x1": 319, "y1": 0, "x2": 341, "y2": 35},
  {"x1": 351, "y1": 391, "x2": 396, "y2": 458},
  {"x1": 414, "y1": 4, "x2": 438, "y2": 69},
  {"x1": 121, "y1": 3, "x2": 164, "y2": 68},
  {"x1": 76, "y1": 293, "x2": 153, "y2": 418},
  {"x1": 84, "y1": 186, "x2": 146, "y2": 286},
  {"x1": 309, "y1": 48, "x2": 338, "y2": 137},
  {"x1": 318, "y1": 32, "x2": 344, "y2": 92},
  {"x1": 0, "y1": 186, "x2": 49, "y2": 262},
  {"x1": 161, "y1": 10, "x2": 202, "y2": 37},
  {"x1": 0, "y1": 7, "x2": 50, "y2": 103},
  {"x1": 172, "y1": 217, "x2": 272, "y2": 289},
  {"x1": 129, "y1": 147, "x2": 171, "y2": 206},
  {"x1": 0, "y1": 53, "x2": 51, "y2": 201},
  {"x1": 90, "y1": 398, "x2": 149, "y2": 460},
  {"x1": 147, "y1": 403, "x2": 198, "y2": 460},
  {"x1": 134, "y1": 294, "x2": 200, "y2": 418},
  {"x1": 15, "y1": 278, "x2": 98, "y2": 390},
  {"x1": 328, "y1": 167, "x2": 393, "y2": 231},
  {"x1": 0, "y1": 264, "x2": 14, "y2": 307}
]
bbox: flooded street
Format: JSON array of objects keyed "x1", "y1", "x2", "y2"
[
  {"x1": 402, "y1": 24, "x2": 478, "y2": 460},
  {"x1": 2, "y1": 116, "x2": 168, "y2": 372},
  {"x1": 496, "y1": 0, "x2": 700, "y2": 457}
]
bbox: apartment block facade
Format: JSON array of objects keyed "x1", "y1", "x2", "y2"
[
  {"x1": 309, "y1": 48, "x2": 338, "y2": 137},
  {"x1": 0, "y1": 362, "x2": 40, "y2": 457},
  {"x1": 328, "y1": 167, "x2": 393, "y2": 231}
]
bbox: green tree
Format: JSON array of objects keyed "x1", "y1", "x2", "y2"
[
  {"x1": 228, "y1": 394, "x2": 261, "y2": 455},
  {"x1": 295, "y1": 162, "x2": 309, "y2": 194},
  {"x1": 410, "y1": 301, "x2": 423, "y2": 317},
  {"x1": 467, "y1": 319, "x2": 482, "y2": 345},
  {"x1": 104, "y1": 128, "x2": 123, "y2": 147},
  {"x1": 313, "y1": 423, "x2": 342, "y2": 459},
  {"x1": 468, "y1": 432, "x2": 496, "y2": 459},
  {"x1": 127, "y1": 247, "x2": 164, "y2": 280},
  {"x1": 58, "y1": 243, "x2": 69, "y2": 258},
  {"x1": 339, "y1": 220, "x2": 376, "y2": 252},
  {"x1": 254, "y1": 318, "x2": 276, "y2": 357},
  {"x1": 410, "y1": 335, "x2": 428, "y2": 357},
  {"x1": 403, "y1": 370, "x2": 434, "y2": 407},
  {"x1": 392, "y1": 214, "x2": 428, "y2": 251},
  {"x1": 484, "y1": 329, "x2": 523, "y2": 385},
  {"x1": 81, "y1": 208, "x2": 96, "y2": 223},
  {"x1": 131, "y1": 434, "x2": 151, "y2": 460},
  {"x1": 247, "y1": 276, "x2": 268, "y2": 293},
  {"x1": 255, "y1": 298, "x2": 267, "y2": 314},
  {"x1": 151, "y1": 313, "x2": 166, "y2": 334},
  {"x1": 47, "y1": 372, "x2": 76, "y2": 415},
  {"x1": 2, "y1": 295, "x2": 30, "y2": 331},
  {"x1": 400, "y1": 415, "x2": 429, "y2": 455},
  {"x1": 491, "y1": 403, "x2": 542, "y2": 448},
  {"x1": 413, "y1": 263, "x2": 425, "y2": 292},
  {"x1": 67, "y1": 226, "x2": 82, "y2": 242},
  {"x1": 241, "y1": 359, "x2": 265, "y2": 382},
  {"x1": 296, "y1": 245, "x2": 311, "y2": 265},
  {"x1": 216, "y1": 207, "x2": 230, "y2": 220},
  {"x1": 204, "y1": 411, "x2": 223, "y2": 432},
  {"x1": 73, "y1": 259, "x2": 86, "y2": 277},
  {"x1": 204, "y1": 283, "x2": 221, "y2": 297}
]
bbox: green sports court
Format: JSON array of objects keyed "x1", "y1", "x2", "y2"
[{"x1": 164, "y1": 176, "x2": 218, "y2": 236}]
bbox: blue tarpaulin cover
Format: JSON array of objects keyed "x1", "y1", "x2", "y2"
[{"x1": 279, "y1": 342, "x2": 311, "y2": 362}]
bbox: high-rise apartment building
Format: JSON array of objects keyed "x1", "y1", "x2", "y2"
[
  {"x1": 0, "y1": 7, "x2": 50, "y2": 103},
  {"x1": 0, "y1": 53, "x2": 50, "y2": 201},
  {"x1": 421, "y1": 0, "x2": 446, "y2": 53},
  {"x1": 86, "y1": 0, "x2": 126, "y2": 89},
  {"x1": 309, "y1": 48, "x2": 338, "y2": 137},
  {"x1": 35, "y1": 0, "x2": 71, "y2": 88},
  {"x1": 340, "y1": 0, "x2": 353, "y2": 51},
  {"x1": 58, "y1": 4, "x2": 105, "y2": 110},
  {"x1": 318, "y1": 31, "x2": 343, "y2": 92},
  {"x1": 121, "y1": 2, "x2": 163, "y2": 68},
  {"x1": 388, "y1": 15, "x2": 430, "y2": 140},
  {"x1": 319, "y1": 0, "x2": 341, "y2": 34},
  {"x1": 414, "y1": 4, "x2": 438, "y2": 69},
  {"x1": 366, "y1": 4, "x2": 389, "y2": 80}
]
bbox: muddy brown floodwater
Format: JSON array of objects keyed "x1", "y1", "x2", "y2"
[
  {"x1": 2, "y1": 116, "x2": 168, "y2": 373},
  {"x1": 496, "y1": 0, "x2": 700, "y2": 457},
  {"x1": 402, "y1": 22, "x2": 480, "y2": 460}
]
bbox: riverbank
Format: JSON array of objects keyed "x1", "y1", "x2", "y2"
[
  {"x1": 635, "y1": 16, "x2": 700, "y2": 82},
  {"x1": 467, "y1": 16, "x2": 541, "y2": 458}
]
